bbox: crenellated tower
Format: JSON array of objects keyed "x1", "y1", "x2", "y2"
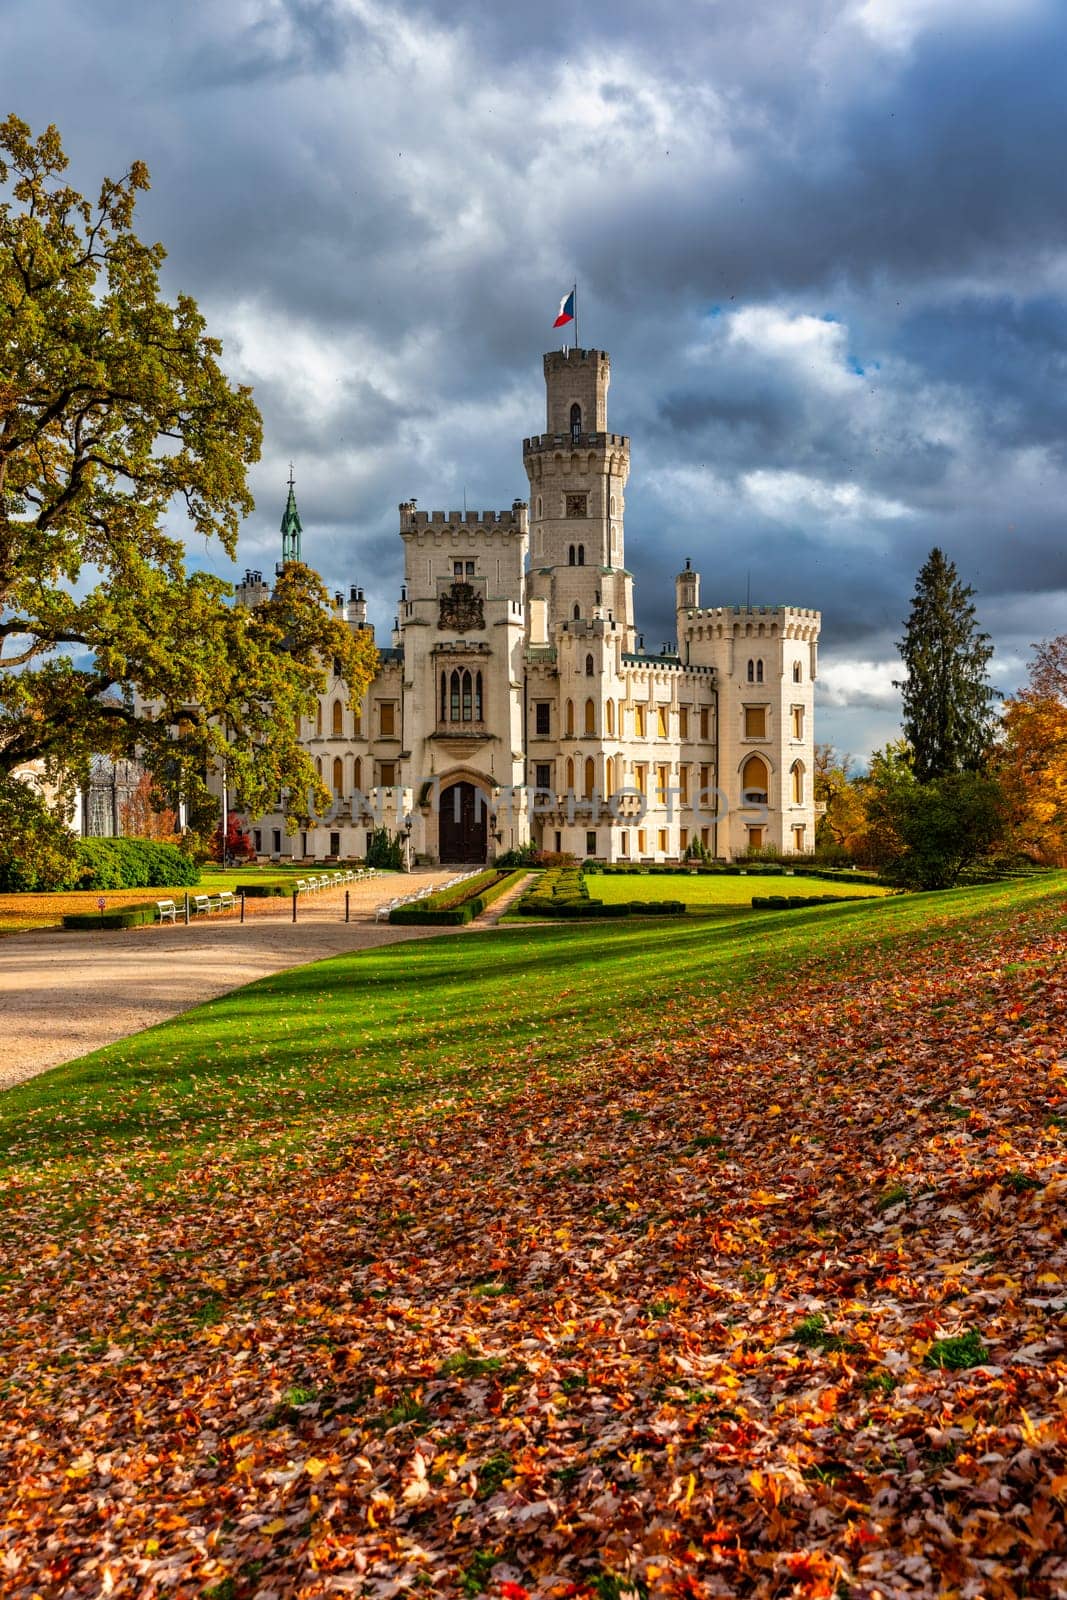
[{"x1": 523, "y1": 349, "x2": 634, "y2": 646}]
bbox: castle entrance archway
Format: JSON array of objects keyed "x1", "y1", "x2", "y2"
[{"x1": 438, "y1": 781, "x2": 488, "y2": 863}]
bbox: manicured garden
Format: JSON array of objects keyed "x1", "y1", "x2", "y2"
[
  {"x1": 1, "y1": 874, "x2": 1065, "y2": 1596},
  {"x1": 590, "y1": 869, "x2": 889, "y2": 909}
]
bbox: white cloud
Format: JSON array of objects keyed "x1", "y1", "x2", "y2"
[
  {"x1": 817, "y1": 657, "x2": 902, "y2": 709},
  {"x1": 742, "y1": 469, "x2": 912, "y2": 526},
  {"x1": 848, "y1": 0, "x2": 1043, "y2": 53}
]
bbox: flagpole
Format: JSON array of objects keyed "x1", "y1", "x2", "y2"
[{"x1": 573, "y1": 282, "x2": 578, "y2": 352}]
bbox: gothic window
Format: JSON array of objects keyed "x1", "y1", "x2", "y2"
[
  {"x1": 536, "y1": 496, "x2": 542, "y2": 518},
  {"x1": 606, "y1": 699, "x2": 615, "y2": 735},
  {"x1": 792, "y1": 705, "x2": 804, "y2": 739},
  {"x1": 569, "y1": 545, "x2": 576, "y2": 566},
  {"x1": 353, "y1": 706, "x2": 362, "y2": 736},
  {"x1": 573, "y1": 603, "x2": 581, "y2": 620},
  {"x1": 461, "y1": 670, "x2": 473, "y2": 721},
  {"x1": 450, "y1": 671, "x2": 461, "y2": 722},
  {"x1": 570, "y1": 402, "x2": 581, "y2": 442},
  {"x1": 475, "y1": 671, "x2": 483, "y2": 720},
  {"x1": 605, "y1": 756, "x2": 615, "y2": 794},
  {"x1": 315, "y1": 757, "x2": 323, "y2": 778},
  {"x1": 742, "y1": 755, "x2": 769, "y2": 805},
  {"x1": 566, "y1": 756, "x2": 575, "y2": 790},
  {"x1": 577, "y1": 544, "x2": 585, "y2": 566},
  {"x1": 793, "y1": 661, "x2": 803, "y2": 683},
  {"x1": 584, "y1": 757, "x2": 595, "y2": 799},
  {"x1": 565, "y1": 699, "x2": 575, "y2": 736},
  {"x1": 332, "y1": 756, "x2": 343, "y2": 796},
  {"x1": 440, "y1": 672, "x2": 447, "y2": 721},
  {"x1": 332, "y1": 701, "x2": 343, "y2": 736},
  {"x1": 315, "y1": 703, "x2": 323, "y2": 736},
  {"x1": 791, "y1": 761, "x2": 805, "y2": 804},
  {"x1": 747, "y1": 659, "x2": 755, "y2": 683},
  {"x1": 354, "y1": 757, "x2": 362, "y2": 790},
  {"x1": 757, "y1": 660, "x2": 764, "y2": 683},
  {"x1": 584, "y1": 698, "x2": 596, "y2": 735},
  {"x1": 585, "y1": 653, "x2": 594, "y2": 676}
]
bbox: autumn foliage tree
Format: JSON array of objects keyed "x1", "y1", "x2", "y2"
[
  {"x1": 0, "y1": 117, "x2": 377, "y2": 859},
  {"x1": 998, "y1": 634, "x2": 1067, "y2": 865},
  {"x1": 211, "y1": 812, "x2": 255, "y2": 865}
]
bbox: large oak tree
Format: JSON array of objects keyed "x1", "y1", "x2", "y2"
[{"x1": 0, "y1": 117, "x2": 376, "y2": 842}]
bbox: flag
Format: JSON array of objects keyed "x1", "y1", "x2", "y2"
[{"x1": 553, "y1": 289, "x2": 575, "y2": 328}]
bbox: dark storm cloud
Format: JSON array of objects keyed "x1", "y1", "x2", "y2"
[{"x1": 4, "y1": 0, "x2": 1066, "y2": 755}]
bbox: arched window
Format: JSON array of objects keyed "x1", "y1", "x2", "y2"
[
  {"x1": 450, "y1": 670, "x2": 461, "y2": 722},
  {"x1": 791, "y1": 761, "x2": 804, "y2": 804},
  {"x1": 569, "y1": 545, "x2": 576, "y2": 566},
  {"x1": 573, "y1": 603, "x2": 581, "y2": 621},
  {"x1": 536, "y1": 496, "x2": 542, "y2": 518},
  {"x1": 570, "y1": 402, "x2": 581, "y2": 442},
  {"x1": 475, "y1": 671, "x2": 483, "y2": 720},
  {"x1": 353, "y1": 757, "x2": 362, "y2": 791},
  {"x1": 747, "y1": 660, "x2": 755, "y2": 683},
  {"x1": 332, "y1": 756, "x2": 343, "y2": 796},
  {"x1": 584, "y1": 757, "x2": 595, "y2": 799},
  {"x1": 793, "y1": 661, "x2": 802, "y2": 683},
  {"x1": 566, "y1": 756, "x2": 575, "y2": 791},
  {"x1": 605, "y1": 756, "x2": 615, "y2": 795},
  {"x1": 609, "y1": 496, "x2": 616, "y2": 515},
  {"x1": 440, "y1": 672, "x2": 447, "y2": 721},
  {"x1": 565, "y1": 699, "x2": 575, "y2": 736},
  {"x1": 332, "y1": 701, "x2": 343, "y2": 736},
  {"x1": 315, "y1": 756, "x2": 323, "y2": 779},
  {"x1": 606, "y1": 699, "x2": 615, "y2": 736},
  {"x1": 577, "y1": 545, "x2": 585, "y2": 566},
  {"x1": 757, "y1": 660, "x2": 764, "y2": 684},
  {"x1": 353, "y1": 706, "x2": 362, "y2": 736},
  {"x1": 461, "y1": 669, "x2": 473, "y2": 721},
  {"x1": 742, "y1": 755, "x2": 769, "y2": 805},
  {"x1": 315, "y1": 703, "x2": 323, "y2": 736},
  {"x1": 584, "y1": 698, "x2": 596, "y2": 735},
  {"x1": 585, "y1": 653, "x2": 594, "y2": 676}
]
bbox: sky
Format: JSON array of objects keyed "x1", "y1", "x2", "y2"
[{"x1": 4, "y1": 0, "x2": 1067, "y2": 759}]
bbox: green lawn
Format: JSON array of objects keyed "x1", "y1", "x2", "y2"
[
  {"x1": 589, "y1": 869, "x2": 890, "y2": 906},
  {"x1": 2, "y1": 874, "x2": 1063, "y2": 1216}
]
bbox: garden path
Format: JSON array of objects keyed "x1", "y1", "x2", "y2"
[{"x1": 0, "y1": 870, "x2": 467, "y2": 1091}]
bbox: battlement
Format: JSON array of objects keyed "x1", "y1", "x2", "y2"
[
  {"x1": 687, "y1": 605, "x2": 821, "y2": 621},
  {"x1": 543, "y1": 347, "x2": 610, "y2": 371},
  {"x1": 399, "y1": 502, "x2": 528, "y2": 535},
  {"x1": 523, "y1": 432, "x2": 629, "y2": 454}
]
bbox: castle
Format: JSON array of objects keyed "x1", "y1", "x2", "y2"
[{"x1": 237, "y1": 348, "x2": 821, "y2": 864}]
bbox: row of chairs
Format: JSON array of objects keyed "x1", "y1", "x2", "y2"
[
  {"x1": 295, "y1": 868, "x2": 379, "y2": 894},
  {"x1": 374, "y1": 869, "x2": 481, "y2": 923}
]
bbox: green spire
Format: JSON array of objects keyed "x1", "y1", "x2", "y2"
[{"x1": 281, "y1": 463, "x2": 302, "y2": 563}]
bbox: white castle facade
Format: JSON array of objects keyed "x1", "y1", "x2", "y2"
[{"x1": 238, "y1": 348, "x2": 821, "y2": 864}]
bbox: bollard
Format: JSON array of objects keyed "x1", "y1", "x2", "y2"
[
  {"x1": 292, "y1": 888, "x2": 297, "y2": 923},
  {"x1": 345, "y1": 889, "x2": 350, "y2": 924},
  {"x1": 239, "y1": 888, "x2": 245, "y2": 924},
  {"x1": 184, "y1": 892, "x2": 190, "y2": 926}
]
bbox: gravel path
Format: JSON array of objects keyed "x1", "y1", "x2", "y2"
[{"x1": 0, "y1": 872, "x2": 467, "y2": 1091}]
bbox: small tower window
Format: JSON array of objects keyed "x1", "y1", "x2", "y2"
[
  {"x1": 573, "y1": 603, "x2": 581, "y2": 621},
  {"x1": 475, "y1": 671, "x2": 483, "y2": 720},
  {"x1": 757, "y1": 660, "x2": 764, "y2": 683},
  {"x1": 569, "y1": 545, "x2": 576, "y2": 566},
  {"x1": 332, "y1": 700, "x2": 343, "y2": 736},
  {"x1": 747, "y1": 659, "x2": 755, "y2": 683},
  {"x1": 585, "y1": 653, "x2": 594, "y2": 676},
  {"x1": 793, "y1": 661, "x2": 803, "y2": 683},
  {"x1": 577, "y1": 545, "x2": 585, "y2": 566},
  {"x1": 570, "y1": 403, "x2": 581, "y2": 443}
]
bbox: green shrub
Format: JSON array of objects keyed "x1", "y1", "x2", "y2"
[
  {"x1": 68, "y1": 838, "x2": 200, "y2": 891},
  {"x1": 62, "y1": 904, "x2": 159, "y2": 929},
  {"x1": 389, "y1": 869, "x2": 526, "y2": 925},
  {"x1": 365, "y1": 827, "x2": 404, "y2": 869},
  {"x1": 241, "y1": 882, "x2": 291, "y2": 898}
]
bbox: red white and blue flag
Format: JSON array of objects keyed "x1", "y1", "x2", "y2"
[{"x1": 553, "y1": 288, "x2": 575, "y2": 328}]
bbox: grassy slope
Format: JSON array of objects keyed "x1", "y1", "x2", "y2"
[
  {"x1": 590, "y1": 870, "x2": 888, "y2": 906},
  {"x1": 2, "y1": 876, "x2": 1062, "y2": 1212}
]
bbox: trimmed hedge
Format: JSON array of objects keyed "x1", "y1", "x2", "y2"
[
  {"x1": 389, "y1": 869, "x2": 527, "y2": 925},
  {"x1": 751, "y1": 893, "x2": 850, "y2": 911},
  {"x1": 586, "y1": 862, "x2": 887, "y2": 886},
  {"x1": 518, "y1": 864, "x2": 685, "y2": 919},
  {"x1": 62, "y1": 904, "x2": 160, "y2": 929},
  {"x1": 241, "y1": 882, "x2": 292, "y2": 898}
]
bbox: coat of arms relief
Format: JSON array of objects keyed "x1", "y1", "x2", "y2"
[{"x1": 438, "y1": 582, "x2": 485, "y2": 632}]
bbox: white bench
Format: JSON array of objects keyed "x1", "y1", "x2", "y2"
[
  {"x1": 191, "y1": 895, "x2": 213, "y2": 915},
  {"x1": 217, "y1": 892, "x2": 236, "y2": 913},
  {"x1": 156, "y1": 899, "x2": 178, "y2": 923}
]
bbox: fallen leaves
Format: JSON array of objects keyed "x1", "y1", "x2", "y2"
[{"x1": 1, "y1": 902, "x2": 1067, "y2": 1595}]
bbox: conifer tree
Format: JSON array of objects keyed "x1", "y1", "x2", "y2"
[{"x1": 895, "y1": 548, "x2": 996, "y2": 781}]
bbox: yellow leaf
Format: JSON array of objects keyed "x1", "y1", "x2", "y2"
[
  {"x1": 262, "y1": 1518, "x2": 286, "y2": 1535},
  {"x1": 304, "y1": 1457, "x2": 329, "y2": 1480}
]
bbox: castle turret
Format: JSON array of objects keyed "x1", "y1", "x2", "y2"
[
  {"x1": 523, "y1": 348, "x2": 634, "y2": 647},
  {"x1": 235, "y1": 568, "x2": 271, "y2": 609}
]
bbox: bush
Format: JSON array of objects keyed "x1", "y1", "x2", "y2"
[
  {"x1": 389, "y1": 869, "x2": 526, "y2": 925},
  {"x1": 62, "y1": 903, "x2": 159, "y2": 929},
  {"x1": 365, "y1": 827, "x2": 404, "y2": 869},
  {"x1": 69, "y1": 838, "x2": 200, "y2": 891},
  {"x1": 241, "y1": 882, "x2": 291, "y2": 898}
]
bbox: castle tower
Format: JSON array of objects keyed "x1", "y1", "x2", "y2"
[
  {"x1": 523, "y1": 349, "x2": 634, "y2": 646},
  {"x1": 280, "y1": 466, "x2": 302, "y2": 564}
]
